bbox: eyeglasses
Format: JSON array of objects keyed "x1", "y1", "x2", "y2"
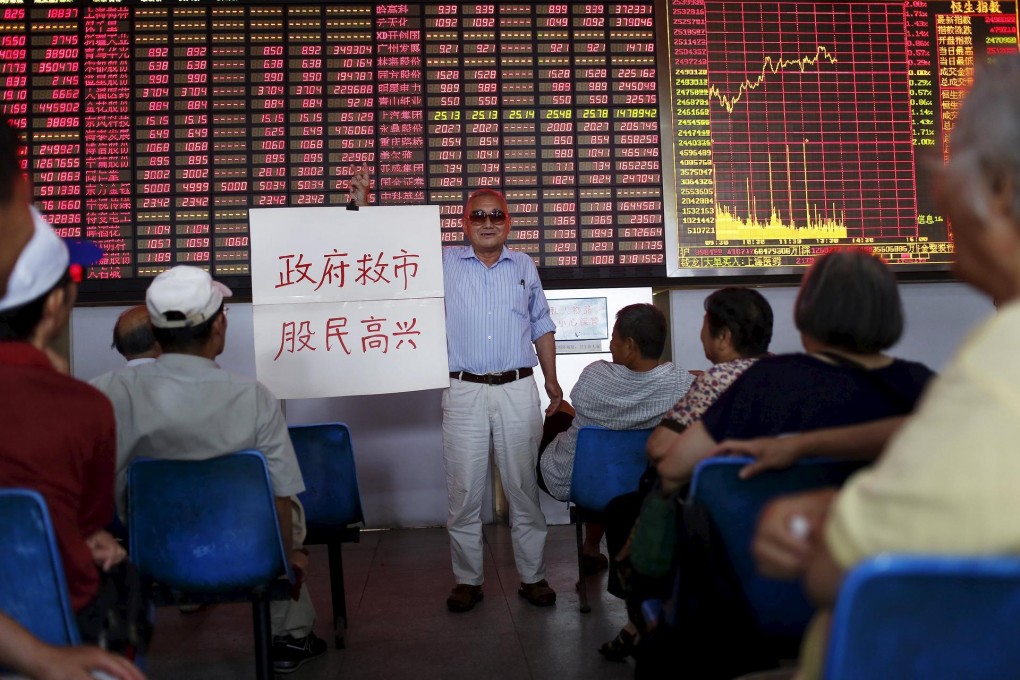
[{"x1": 468, "y1": 208, "x2": 506, "y2": 226}]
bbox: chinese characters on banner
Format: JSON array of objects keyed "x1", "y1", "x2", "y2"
[{"x1": 249, "y1": 205, "x2": 449, "y2": 399}]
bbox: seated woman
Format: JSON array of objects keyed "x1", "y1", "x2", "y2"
[
  {"x1": 654, "y1": 286, "x2": 775, "y2": 444},
  {"x1": 650, "y1": 249, "x2": 934, "y2": 494},
  {"x1": 637, "y1": 250, "x2": 936, "y2": 679},
  {"x1": 600, "y1": 286, "x2": 774, "y2": 661}
]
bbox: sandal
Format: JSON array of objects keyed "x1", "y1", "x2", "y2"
[
  {"x1": 446, "y1": 584, "x2": 483, "y2": 613},
  {"x1": 518, "y1": 579, "x2": 557, "y2": 607},
  {"x1": 581, "y1": 553, "x2": 609, "y2": 575},
  {"x1": 598, "y1": 627, "x2": 638, "y2": 662}
]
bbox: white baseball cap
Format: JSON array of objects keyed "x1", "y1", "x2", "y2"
[
  {"x1": 0, "y1": 206, "x2": 101, "y2": 313},
  {"x1": 146, "y1": 265, "x2": 232, "y2": 329}
]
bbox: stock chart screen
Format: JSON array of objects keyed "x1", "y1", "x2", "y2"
[
  {"x1": 0, "y1": 0, "x2": 665, "y2": 290},
  {"x1": 0, "y1": 0, "x2": 1016, "y2": 292},
  {"x1": 668, "y1": 0, "x2": 1018, "y2": 273}
]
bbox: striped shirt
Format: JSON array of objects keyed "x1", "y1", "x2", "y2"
[
  {"x1": 444, "y1": 245, "x2": 556, "y2": 374},
  {"x1": 540, "y1": 360, "x2": 694, "y2": 501}
]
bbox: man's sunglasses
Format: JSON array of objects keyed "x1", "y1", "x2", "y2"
[{"x1": 468, "y1": 208, "x2": 506, "y2": 226}]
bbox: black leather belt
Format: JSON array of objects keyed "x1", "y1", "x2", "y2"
[{"x1": 450, "y1": 367, "x2": 534, "y2": 385}]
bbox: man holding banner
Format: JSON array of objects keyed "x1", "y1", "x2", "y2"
[{"x1": 350, "y1": 171, "x2": 563, "y2": 613}]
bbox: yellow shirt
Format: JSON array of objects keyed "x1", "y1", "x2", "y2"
[{"x1": 800, "y1": 301, "x2": 1020, "y2": 679}]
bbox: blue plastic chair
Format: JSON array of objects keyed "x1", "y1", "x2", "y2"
[
  {"x1": 288, "y1": 423, "x2": 364, "y2": 648},
  {"x1": 824, "y1": 555, "x2": 1020, "y2": 680},
  {"x1": 0, "y1": 489, "x2": 80, "y2": 646},
  {"x1": 128, "y1": 451, "x2": 293, "y2": 680},
  {"x1": 569, "y1": 425, "x2": 654, "y2": 613},
  {"x1": 686, "y1": 457, "x2": 866, "y2": 645}
]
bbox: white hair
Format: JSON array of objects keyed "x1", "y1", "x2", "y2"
[{"x1": 949, "y1": 56, "x2": 1020, "y2": 225}]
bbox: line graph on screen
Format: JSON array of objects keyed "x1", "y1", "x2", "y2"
[
  {"x1": 708, "y1": 45, "x2": 839, "y2": 115},
  {"x1": 706, "y1": 2, "x2": 917, "y2": 242}
]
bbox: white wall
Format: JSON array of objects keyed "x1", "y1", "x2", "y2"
[
  {"x1": 666, "y1": 281, "x2": 993, "y2": 372},
  {"x1": 71, "y1": 280, "x2": 992, "y2": 529}
]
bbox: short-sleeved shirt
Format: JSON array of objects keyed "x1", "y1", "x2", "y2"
[
  {"x1": 88, "y1": 359, "x2": 152, "y2": 393},
  {"x1": 700, "y1": 353, "x2": 935, "y2": 442},
  {"x1": 539, "y1": 360, "x2": 694, "y2": 501},
  {"x1": 97, "y1": 353, "x2": 305, "y2": 516},
  {"x1": 443, "y1": 245, "x2": 556, "y2": 374},
  {"x1": 796, "y1": 304, "x2": 1020, "y2": 680},
  {"x1": 659, "y1": 357, "x2": 760, "y2": 432},
  {"x1": 0, "y1": 342, "x2": 117, "y2": 611}
]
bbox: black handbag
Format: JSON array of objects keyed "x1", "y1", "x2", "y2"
[{"x1": 75, "y1": 561, "x2": 154, "y2": 659}]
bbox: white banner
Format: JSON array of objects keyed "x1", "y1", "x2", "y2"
[
  {"x1": 249, "y1": 205, "x2": 444, "y2": 304},
  {"x1": 249, "y1": 206, "x2": 449, "y2": 399}
]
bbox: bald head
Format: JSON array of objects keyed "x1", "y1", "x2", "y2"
[{"x1": 112, "y1": 305, "x2": 160, "y2": 361}]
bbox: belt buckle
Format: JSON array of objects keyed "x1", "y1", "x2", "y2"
[{"x1": 485, "y1": 370, "x2": 508, "y2": 385}]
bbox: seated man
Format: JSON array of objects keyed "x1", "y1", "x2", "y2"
[
  {"x1": 537, "y1": 303, "x2": 694, "y2": 567},
  {"x1": 599, "y1": 287, "x2": 774, "y2": 662},
  {"x1": 97, "y1": 266, "x2": 324, "y2": 674},
  {"x1": 0, "y1": 203, "x2": 136, "y2": 650},
  {"x1": 0, "y1": 115, "x2": 144, "y2": 675},
  {"x1": 111, "y1": 305, "x2": 160, "y2": 366},
  {"x1": 90, "y1": 305, "x2": 161, "y2": 392},
  {"x1": 752, "y1": 55, "x2": 1020, "y2": 680}
]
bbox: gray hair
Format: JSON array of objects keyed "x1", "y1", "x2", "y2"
[
  {"x1": 794, "y1": 250, "x2": 903, "y2": 354},
  {"x1": 948, "y1": 56, "x2": 1020, "y2": 226}
]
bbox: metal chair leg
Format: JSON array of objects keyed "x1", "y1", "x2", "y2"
[
  {"x1": 574, "y1": 507, "x2": 591, "y2": 613},
  {"x1": 251, "y1": 590, "x2": 273, "y2": 680},
  {"x1": 327, "y1": 539, "x2": 347, "y2": 649}
]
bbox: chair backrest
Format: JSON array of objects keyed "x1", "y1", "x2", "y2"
[
  {"x1": 687, "y1": 457, "x2": 866, "y2": 641},
  {"x1": 288, "y1": 423, "x2": 364, "y2": 527},
  {"x1": 128, "y1": 450, "x2": 291, "y2": 593},
  {"x1": 0, "y1": 489, "x2": 80, "y2": 645},
  {"x1": 569, "y1": 426, "x2": 654, "y2": 512},
  {"x1": 825, "y1": 555, "x2": 1020, "y2": 680}
]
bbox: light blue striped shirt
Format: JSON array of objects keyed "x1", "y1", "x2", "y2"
[{"x1": 444, "y1": 245, "x2": 556, "y2": 374}]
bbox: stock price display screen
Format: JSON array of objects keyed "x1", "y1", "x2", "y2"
[
  {"x1": 2, "y1": 0, "x2": 1015, "y2": 289},
  {"x1": 669, "y1": 0, "x2": 1018, "y2": 273},
  {"x1": 0, "y1": 0, "x2": 665, "y2": 289}
]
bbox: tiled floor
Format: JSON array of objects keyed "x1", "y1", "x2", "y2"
[{"x1": 146, "y1": 524, "x2": 636, "y2": 679}]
